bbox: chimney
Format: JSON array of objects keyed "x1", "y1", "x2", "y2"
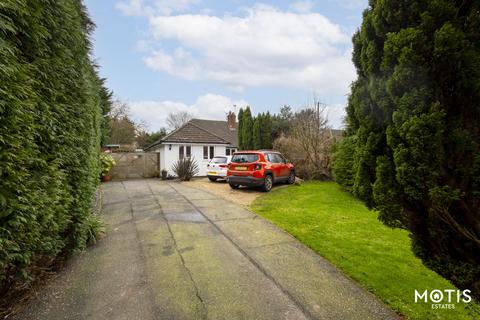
[{"x1": 227, "y1": 111, "x2": 236, "y2": 130}]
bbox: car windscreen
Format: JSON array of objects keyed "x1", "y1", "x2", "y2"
[
  {"x1": 231, "y1": 154, "x2": 259, "y2": 163},
  {"x1": 211, "y1": 157, "x2": 227, "y2": 164}
]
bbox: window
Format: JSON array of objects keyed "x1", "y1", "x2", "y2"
[
  {"x1": 204, "y1": 146, "x2": 216, "y2": 159},
  {"x1": 266, "y1": 153, "x2": 284, "y2": 163},
  {"x1": 231, "y1": 153, "x2": 259, "y2": 163},
  {"x1": 209, "y1": 146, "x2": 214, "y2": 159},
  {"x1": 226, "y1": 147, "x2": 236, "y2": 156},
  {"x1": 275, "y1": 154, "x2": 286, "y2": 163},
  {"x1": 211, "y1": 156, "x2": 227, "y2": 163},
  {"x1": 203, "y1": 146, "x2": 208, "y2": 159},
  {"x1": 179, "y1": 146, "x2": 184, "y2": 160},
  {"x1": 179, "y1": 146, "x2": 191, "y2": 160}
]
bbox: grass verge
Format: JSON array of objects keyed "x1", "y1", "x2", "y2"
[{"x1": 251, "y1": 181, "x2": 480, "y2": 320}]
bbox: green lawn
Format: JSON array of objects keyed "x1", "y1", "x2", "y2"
[{"x1": 251, "y1": 181, "x2": 480, "y2": 320}]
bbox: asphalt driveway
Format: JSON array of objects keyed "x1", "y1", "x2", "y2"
[{"x1": 17, "y1": 180, "x2": 398, "y2": 320}]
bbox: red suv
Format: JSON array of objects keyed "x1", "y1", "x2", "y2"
[{"x1": 227, "y1": 151, "x2": 295, "y2": 192}]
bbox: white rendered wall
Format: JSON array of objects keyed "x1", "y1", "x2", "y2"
[{"x1": 158, "y1": 143, "x2": 228, "y2": 176}]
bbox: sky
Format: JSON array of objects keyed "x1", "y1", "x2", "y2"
[{"x1": 84, "y1": 0, "x2": 368, "y2": 131}]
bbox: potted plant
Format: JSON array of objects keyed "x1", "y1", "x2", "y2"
[
  {"x1": 100, "y1": 153, "x2": 116, "y2": 182},
  {"x1": 161, "y1": 169, "x2": 168, "y2": 180}
]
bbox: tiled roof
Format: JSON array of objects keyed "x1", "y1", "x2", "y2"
[
  {"x1": 190, "y1": 119, "x2": 238, "y2": 147},
  {"x1": 145, "y1": 119, "x2": 237, "y2": 150}
]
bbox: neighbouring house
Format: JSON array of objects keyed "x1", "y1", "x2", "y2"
[{"x1": 145, "y1": 112, "x2": 238, "y2": 176}]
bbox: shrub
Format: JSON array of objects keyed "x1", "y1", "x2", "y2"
[
  {"x1": 172, "y1": 158, "x2": 199, "y2": 181},
  {"x1": 0, "y1": 0, "x2": 108, "y2": 297},
  {"x1": 273, "y1": 106, "x2": 336, "y2": 180},
  {"x1": 331, "y1": 135, "x2": 357, "y2": 191},
  {"x1": 100, "y1": 153, "x2": 116, "y2": 176}
]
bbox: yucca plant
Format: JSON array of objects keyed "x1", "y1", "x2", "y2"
[{"x1": 172, "y1": 158, "x2": 199, "y2": 181}]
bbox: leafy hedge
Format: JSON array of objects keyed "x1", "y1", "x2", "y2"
[{"x1": 0, "y1": 0, "x2": 108, "y2": 292}]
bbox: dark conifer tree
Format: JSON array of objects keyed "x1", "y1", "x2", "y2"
[
  {"x1": 333, "y1": 0, "x2": 480, "y2": 297},
  {"x1": 242, "y1": 107, "x2": 254, "y2": 150},
  {"x1": 262, "y1": 112, "x2": 273, "y2": 149},
  {"x1": 252, "y1": 115, "x2": 262, "y2": 150},
  {"x1": 237, "y1": 108, "x2": 244, "y2": 149}
]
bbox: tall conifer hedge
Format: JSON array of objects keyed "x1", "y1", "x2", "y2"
[
  {"x1": 0, "y1": 0, "x2": 108, "y2": 291},
  {"x1": 333, "y1": 0, "x2": 480, "y2": 297}
]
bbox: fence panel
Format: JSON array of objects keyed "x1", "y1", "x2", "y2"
[{"x1": 110, "y1": 152, "x2": 159, "y2": 179}]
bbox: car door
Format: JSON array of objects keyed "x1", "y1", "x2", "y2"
[
  {"x1": 269, "y1": 153, "x2": 285, "y2": 180},
  {"x1": 279, "y1": 154, "x2": 290, "y2": 178},
  {"x1": 265, "y1": 153, "x2": 280, "y2": 180},
  {"x1": 271, "y1": 154, "x2": 288, "y2": 179}
]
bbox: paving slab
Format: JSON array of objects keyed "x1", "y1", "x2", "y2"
[
  {"x1": 198, "y1": 206, "x2": 255, "y2": 221},
  {"x1": 168, "y1": 221, "x2": 308, "y2": 320},
  {"x1": 165, "y1": 212, "x2": 207, "y2": 222},
  {"x1": 214, "y1": 217, "x2": 296, "y2": 248},
  {"x1": 192, "y1": 200, "x2": 255, "y2": 221},
  {"x1": 245, "y1": 241, "x2": 398, "y2": 320},
  {"x1": 133, "y1": 212, "x2": 204, "y2": 319},
  {"x1": 187, "y1": 198, "x2": 233, "y2": 208},
  {"x1": 160, "y1": 202, "x2": 197, "y2": 214},
  {"x1": 175, "y1": 193, "x2": 218, "y2": 201}
]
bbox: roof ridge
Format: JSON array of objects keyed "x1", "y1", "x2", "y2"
[
  {"x1": 188, "y1": 121, "x2": 230, "y2": 144},
  {"x1": 192, "y1": 118, "x2": 227, "y2": 123},
  {"x1": 144, "y1": 122, "x2": 186, "y2": 150},
  {"x1": 144, "y1": 120, "x2": 195, "y2": 150}
]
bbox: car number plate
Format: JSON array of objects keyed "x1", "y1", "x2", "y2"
[
  {"x1": 208, "y1": 171, "x2": 217, "y2": 175},
  {"x1": 235, "y1": 166, "x2": 247, "y2": 171}
]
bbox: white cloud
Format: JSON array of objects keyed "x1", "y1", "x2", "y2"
[
  {"x1": 145, "y1": 48, "x2": 200, "y2": 80},
  {"x1": 116, "y1": 0, "x2": 200, "y2": 16},
  {"x1": 141, "y1": 5, "x2": 355, "y2": 95},
  {"x1": 127, "y1": 94, "x2": 248, "y2": 131},
  {"x1": 289, "y1": 1, "x2": 314, "y2": 13},
  {"x1": 116, "y1": 0, "x2": 144, "y2": 16}
]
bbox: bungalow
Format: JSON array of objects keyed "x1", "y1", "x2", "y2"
[{"x1": 145, "y1": 112, "x2": 238, "y2": 176}]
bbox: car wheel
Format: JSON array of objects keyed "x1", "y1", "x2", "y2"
[
  {"x1": 209, "y1": 177, "x2": 218, "y2": 182},
  {"x1": 262, "y1": 175, "x2": 273, "y2": 192},
  {"x1": 229, "y1": 183, "x2": 239, "y2": 189},
  {"x1": 287, "y1": 171, "x2": 295, "y2": 184}
]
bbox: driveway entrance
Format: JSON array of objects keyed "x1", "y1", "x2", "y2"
[{"x1": 18, "y1": 180, "x2": 397, "y2": 320}]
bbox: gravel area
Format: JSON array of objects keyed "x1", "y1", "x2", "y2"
[{"x1": 182, "y1": 177, "x2": 263, "y2": 207}]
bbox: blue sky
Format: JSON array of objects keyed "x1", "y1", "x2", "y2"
[{"x1": 85, "y1": 0, "x2": 368, "y2": 131}]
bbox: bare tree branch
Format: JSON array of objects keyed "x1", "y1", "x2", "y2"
[
  {"x1": 166, "y1": 111, "x2": 193, "y2": 131},
  {"x1": 275, "y1": 100, "x2": 334, "y2": 179}
]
